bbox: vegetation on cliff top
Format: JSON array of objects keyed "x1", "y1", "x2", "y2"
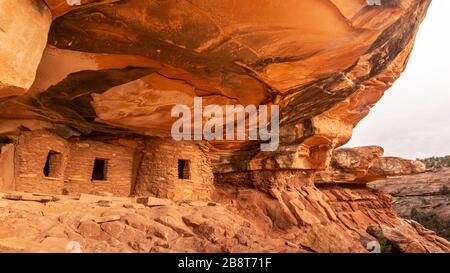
[{"x1": 417, "y1": 156, "x2": 450, "y2": 169}]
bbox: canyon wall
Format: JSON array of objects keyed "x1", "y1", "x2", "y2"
[{"x1": 0, "y1": 0, "x2": 447, "y2": 253}]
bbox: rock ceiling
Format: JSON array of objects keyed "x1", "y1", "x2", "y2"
[{"x1": 0, "y1": 0, "x2": 432, "y2": 171}]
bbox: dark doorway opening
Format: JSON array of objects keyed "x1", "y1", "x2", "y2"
[
  {"x1": 0, "y1": 136, "x2": 13, "y2": 144},
  {"x1": 178, "y1": 160, "x2": 191, "y2": 180},
  {"x1": 43, "y1": 151, "x2": 63, "y2": 178},
  {"x1": 92, "y1": 158, "x2": 108, "y2": 181},
  {"x1": 0, "y1": 136, "x2": 13, "y2": 150}
]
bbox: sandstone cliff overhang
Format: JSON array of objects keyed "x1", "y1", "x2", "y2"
[{"x1": 0, "y1": 0, "x2": 433, "y2": 174}]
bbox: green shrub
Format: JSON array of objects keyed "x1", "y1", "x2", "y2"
[
  {"x1": 410, "y1": 208, "x2": 450, "y2": 240},
  {"x1": 377, "y1": 235, "x2": 392, "y2": 254}
]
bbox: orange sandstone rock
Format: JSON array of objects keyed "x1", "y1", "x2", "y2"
[{"x1": 0, "y1": 0, "x2": 51, "y2": 98}]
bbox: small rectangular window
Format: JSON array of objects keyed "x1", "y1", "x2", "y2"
[
  {"x1": 43, "y1": 151, "x2": 63, "y2": 178},
  {"x1": 0, "y1": 136, "x2": 13, "y2": 144},
  {"x1": 178, "y1": 160, "x2": 191, "y2": 180},
  {"x1": 92, "y1": 158, "x2": 108, "y2": 181}
]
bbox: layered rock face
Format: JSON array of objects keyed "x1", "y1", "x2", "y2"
[
  {"x1": 370, "y1": 167, "x2": 450, "y2": 240},
  {"x1": 0, "y1": 0, "x2": 433, "y2": 169},
  {"x1": 0, "y1": 0, "x2": 447, "y2": 253},
  {"x1": 0, "y1": 0, "x2": 51, "y2": 98},
  {"x1": 314, "y1": 146, "x2": 426, "y2": 184}
]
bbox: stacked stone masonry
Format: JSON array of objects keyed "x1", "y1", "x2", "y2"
[
  {"x1": 0, "y1": 131, "x2": 214, "y2": 201},
  {"x1": 64, "y1": 139, "x2": 135, "y2": 196},
  {"x1": 14, "y1": 131, "x2": 69, "y2": 194},
  {"x1": 134, "y1": 138, "x2": 214, "y2": 201}
]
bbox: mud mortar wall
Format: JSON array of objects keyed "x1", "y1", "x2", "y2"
[
  {"x1": 14, "y1": 131, "x2": 68, "y2": 194},
  {"x1": 134, "y1": 139, "x2": 214, "y2": 201},
  {"x1": 64, "y1": 139, "x2": 135, "y2": 196}
]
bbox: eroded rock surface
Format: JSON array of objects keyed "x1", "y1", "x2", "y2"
[
  {"x1": 370, "y1": 167, "x2": 450, "y2": 240},
  {"x1": 0, "y1": 0, "x2": 51, "y2": 98},
  {"x1": 0, "y1": 0, "x2": 446, "y2": 253},
  {"x1": 1, "y1": 188, "x2": 448, "y2": 253},
  {"x1": 315, "y1": 146, "x2": 426, "y2": 184}
]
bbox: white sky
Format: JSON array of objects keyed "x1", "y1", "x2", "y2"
[{"x1": 345, "y1": 0, "x2": 450, "y2": 160}]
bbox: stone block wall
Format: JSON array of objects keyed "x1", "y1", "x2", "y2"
[
  {"x1": 0, "y1": 142, "x2": 15, "y2": 191},
  {"x1": 134, "y1": 139, "x2": 214, "y2": 201},
  {"x1": 64, "y1": 139, "x2": 135, "y2": 196},
  {"x1": 6, "y1": 131, "x2": 215, "y2": 200},
  {"x1": 14, "y1": 130, "x2": 69, "y2": 194}
]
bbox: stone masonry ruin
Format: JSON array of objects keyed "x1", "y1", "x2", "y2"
[{"x1": 0, "y1": 130, "x2": 214, "y2": 200}]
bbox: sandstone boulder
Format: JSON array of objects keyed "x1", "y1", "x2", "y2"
[
  {"x1": 315, "y1": 146, "x2": 426, "y2": 184},
  {"x1": 0, "y1": 0, "x2": 51, "y2": 98},
  {"x1": 136, "y1": 197, "x2": 173, "y2": 207},
  {"x1": 365, "y1": 157, "x2": 426, "y2": 181}
]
